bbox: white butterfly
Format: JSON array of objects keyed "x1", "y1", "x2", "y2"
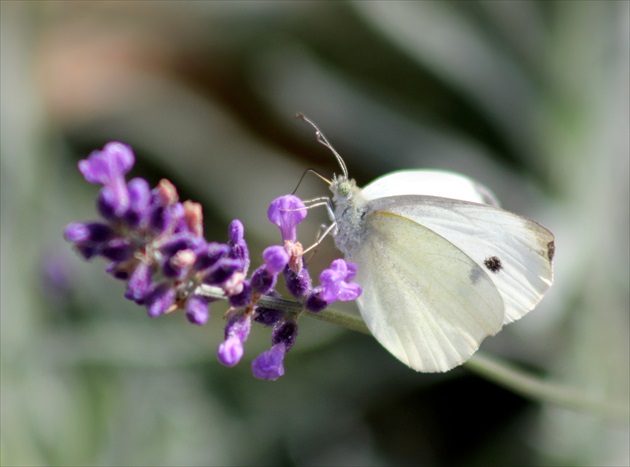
[{"x1": 299, "y1": 114, "x2": 555, "y2": 373}]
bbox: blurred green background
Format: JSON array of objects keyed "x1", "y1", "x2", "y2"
[{"x1": 1, "y1": 1, "x2": 628, "y2": 465}]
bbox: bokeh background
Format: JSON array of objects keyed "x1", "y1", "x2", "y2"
[{"x1": 1, "y1": 1, "x2": 628, "y2": 465}]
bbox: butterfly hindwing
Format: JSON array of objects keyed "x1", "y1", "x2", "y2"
[
  {"x1": 361, "y1": 170, "x2": 501, "y2": 206},
  {"x1": 352, "y1": 210, "x2": 505, "y2": 372}
]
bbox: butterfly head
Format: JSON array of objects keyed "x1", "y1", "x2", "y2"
[{"x1": 330, "y1": 174, "x2": 358, "y2": 204}]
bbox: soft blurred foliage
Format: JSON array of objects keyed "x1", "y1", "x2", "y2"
[{"x1": 1, "y1": 1, "x2": 628, "y2": 465}]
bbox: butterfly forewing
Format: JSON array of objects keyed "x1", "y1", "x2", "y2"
[{"x1": 365, "y1": 196, "x2": 555, "y2": 325}]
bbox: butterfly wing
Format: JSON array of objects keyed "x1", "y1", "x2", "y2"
[
  {"x1": 351, "y1": 209, "x2": 505, "y2": 372},
  {"x1": 361, "y1": 170, "x2": 500, "y2": 207},
  {"x1": 365, "y1": 196, "x2": 555, "y2": 325}
]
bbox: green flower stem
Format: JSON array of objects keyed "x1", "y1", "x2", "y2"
[
  {"x1": 464, "y1": 353, "x2": 630, "y2": 423},
  {"x1": 198, "y1": 286, "x2": 629, "y2": 422},
  {"x1": 199, "y1": 285, "x2": 370, "y2": 333},
  {"x1": 302, "y1": 306, "x2": 371, "y2": 334}
]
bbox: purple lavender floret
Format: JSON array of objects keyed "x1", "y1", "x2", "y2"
[
  {"x1": 263, "y1": 245, "x2": 290, "y2": 275},
  {"x1": 66, "y1": 142, "x2": 364, "y2": 382},
  {"x1": 202, "y1": 259, "x2": 244, "y2": 285},
  {"x1": 254, "y1": 307, "x2": 284, "y2": 327},
  {"x1": 79, "y1": 142, "x2": 134, "y2": 217},
  {"x1": 303, "y1": 259, "x2": 361, "y2": 311},
  {"x1": 64, "y1": 222, "x2": 114, "y2": 243},
  {"x1": 63, "y1": 222, "x2": 117, "y2": 260},
  {"x1": 78, "y1": 141, "x2": 134, "y2": 185},
  {"x1": 100, "y1": 238, "x2": 134, "y2": 262},
  {"x1": 251, "y1": 343, "x2": 286, "y2": 381},
  {"x1": 125, "y1": 262, "x2": 152, "y2": 304},
  {"x1": 159, "y1": 233, "x2": 203, "y2": 280},
  {"x1": 267, "y1": 195, "x2": 307, "y2": 243},
  {"x1": 186, "y1": 295, "x2": 212, "y2": 325},
  {"x1": 249, "y1": 267, "x2": 275, "y2": 295},
  {"x1": 217, "y1": 312, "x2": 252, "y2": 367},
  {"x1": 160, "y1": 234, "x2": 201, "y2": 257},
  {"x1": 228, "y1": 220, "x2": 249, "y2": 274},
  {"x1": 228, "y1": 281, "x2": 252, "y2": 308},
  {"x1": 284, "y1": 266, "x2": 312, "y2": 298},
  {"x1": 248, "y1": 245, "x2": 289, "y2": 295},
  {"x1": 304, "y1": 293, "x2": 329, "y2": 312},
  {"x1": 146, "y1": 283, "x2": 176, "y2": 318},
  {"x1": 193, "y1": 242, "x2": 230, "y2": 272},
  {"x1": 316, "y1": 259, "x2": 362, "y2": 303},
  {"x1": 272, "y1": 320, "x2": 298, "y2": 351},
  {"x1": 147, "y1": 180, "x2": 179, "y2": 234},
  {"x1": 251, "y1": 319, "x2": 298, "y2": 380},
  {"x1": 125, "y1": 178, "x2": 152, "y2": 227}
]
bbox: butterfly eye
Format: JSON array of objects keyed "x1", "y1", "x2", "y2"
[{"x1": 339, "y1": 181, "x2": 352, "y2": 198}]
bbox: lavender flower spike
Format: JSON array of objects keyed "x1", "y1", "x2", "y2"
[
  {"x1": 267, "y1": 195, "x2": 307, "y2": 243},
  {"x1": 66, "y1": 140, "x2": 370, "y2": 381}
]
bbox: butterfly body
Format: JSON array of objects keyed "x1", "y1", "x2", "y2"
[{"x1": 330, "y1": 176, "x2": 369, "y2": 256}]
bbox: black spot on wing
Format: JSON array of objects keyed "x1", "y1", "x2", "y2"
[
  {"x1": 547, "y1": 241, "x2": 555, "y2": 262},
  {"x1": 484, "y1": 256, "x2": 503, "y2": 273}
]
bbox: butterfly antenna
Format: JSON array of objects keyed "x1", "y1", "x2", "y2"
[
  {"x1": 296, "y1": 113, "x2": 348, "y2": 178},
  {"x1": 292, "y1": 168, "x2": 331, "y2": 195}
]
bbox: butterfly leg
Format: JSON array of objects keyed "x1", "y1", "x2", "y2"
[
  {"x1": 301, "y1": 221, "x2": 337, "y2": 256},
  {"x1": 282, "y1": 196, "x2": 338, "y2": 256}
]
